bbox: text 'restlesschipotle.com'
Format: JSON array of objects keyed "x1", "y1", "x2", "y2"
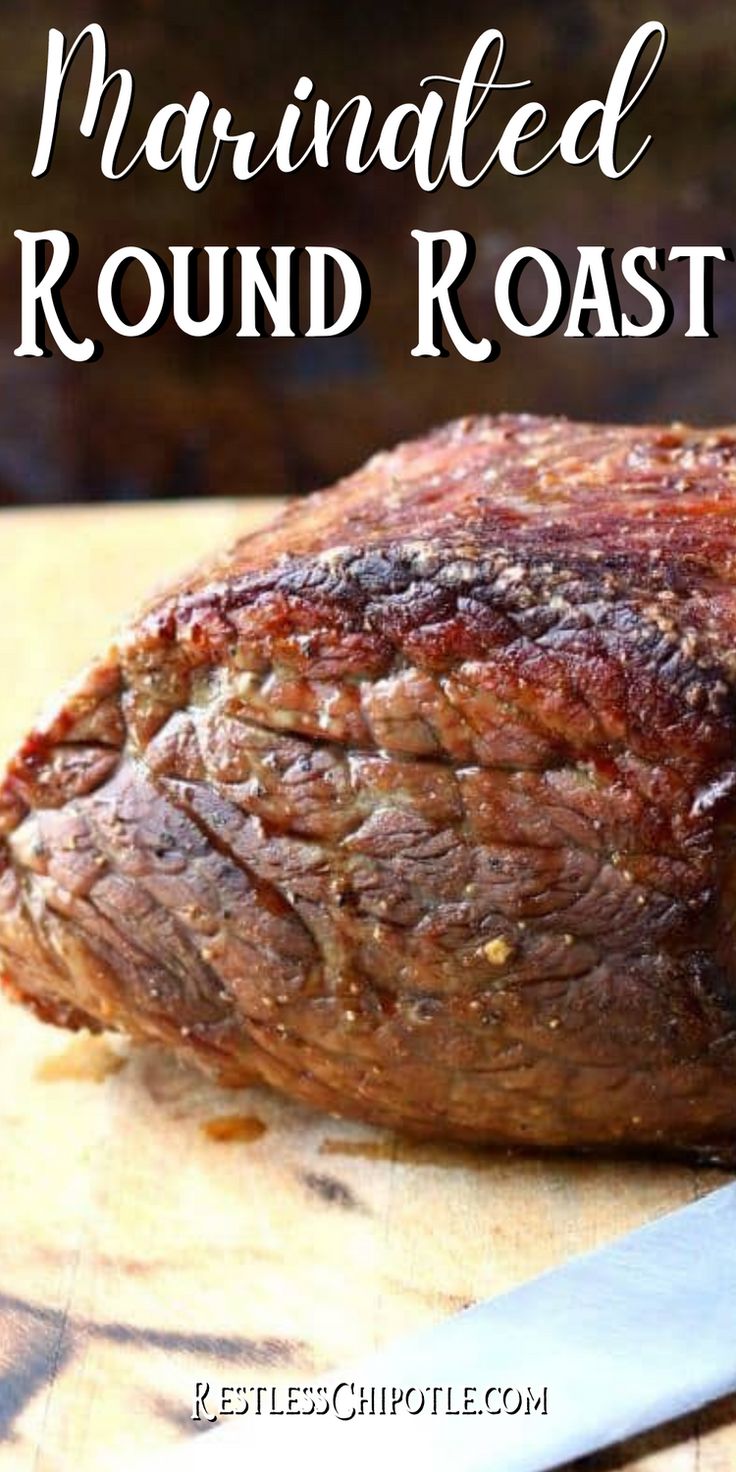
[{"x1": 192, "y1": 1382, "x2": 549, "y2": 1423}]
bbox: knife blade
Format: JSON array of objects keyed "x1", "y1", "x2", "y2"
[{"x1": 145, "y1": 1182, "x2": 736, "y2": 1472}]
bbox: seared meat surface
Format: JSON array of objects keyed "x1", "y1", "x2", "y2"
[{"x1": 4, "y1": 414, "x2": 736, "y2": 1159}]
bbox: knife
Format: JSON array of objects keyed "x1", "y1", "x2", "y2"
[{"x1": 143, "y1": 1182, "x2": 736, "y2": 1472}]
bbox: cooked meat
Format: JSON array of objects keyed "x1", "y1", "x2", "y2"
[{"x1": 4, "y1": 414, "x2": 736, "y2": 1160}]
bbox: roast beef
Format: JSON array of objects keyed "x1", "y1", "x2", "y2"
[{"x1": 4, "y1": 413, "x2": 736, "y2": 1160}]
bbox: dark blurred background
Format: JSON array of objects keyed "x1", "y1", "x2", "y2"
[{"x1": 1, "y1": 0, "x2": 734, "y2": 505}]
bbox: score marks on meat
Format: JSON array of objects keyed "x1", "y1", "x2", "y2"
[{"x1": 13, "y1": 233, "x2": 733, "y2": 362}]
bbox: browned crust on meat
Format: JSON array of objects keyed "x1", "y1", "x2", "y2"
[{"x1": 4, "y1": 414, "x2": 736, "y2": 1159}]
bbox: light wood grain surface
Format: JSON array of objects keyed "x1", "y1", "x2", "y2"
[{"x1": 0, "y1": 501, "x2": 734, "y2": 1472}]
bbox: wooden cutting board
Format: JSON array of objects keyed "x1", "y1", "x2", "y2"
[{"x1": 0, "y1": 500, "x2": 734, "y2": 1472}]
